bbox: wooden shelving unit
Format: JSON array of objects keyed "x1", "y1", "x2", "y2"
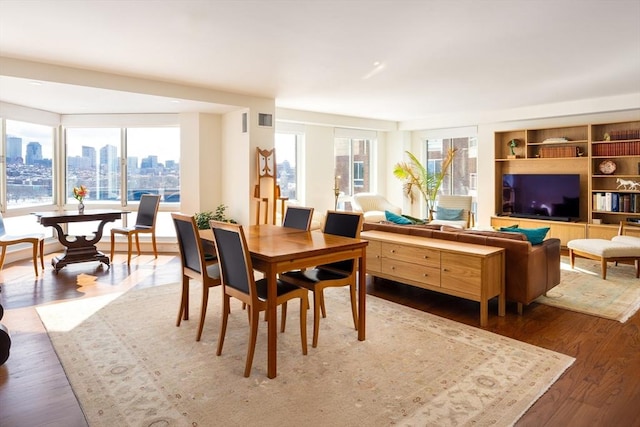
[{"x1": 493, "y1": 120, "x2": 640, "y2": 243}]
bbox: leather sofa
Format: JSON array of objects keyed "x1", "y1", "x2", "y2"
[{"x1": 362, "y1": 222, "x2": 561, "y2": 313}]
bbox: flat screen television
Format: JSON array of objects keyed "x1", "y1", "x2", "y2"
[{"x1": 502, "y1": 174, "x2": 580, "y2": 222}]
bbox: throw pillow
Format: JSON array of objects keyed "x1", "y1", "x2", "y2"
[
  {"x1": 436, "y1": 206, "x2": 464, "y2": 221},
  {"x1": 499, "y1": 226, "x2": 550, "y2": 245},
  {"x1": 385, "y1": 210, "x2": 412, "y2": 225}
]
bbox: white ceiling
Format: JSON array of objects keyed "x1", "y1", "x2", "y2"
[{"x1": 1, "y1": 0, "x2": 639, "y2": 122}]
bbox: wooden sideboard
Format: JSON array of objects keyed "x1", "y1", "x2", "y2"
[{"x1": 361, "y1": 230, "x2": 505, "y2": 326}]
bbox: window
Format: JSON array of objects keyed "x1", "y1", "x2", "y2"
[
  {"x1": 3, "y1": 120, "x2": 55, "y2": 209},
  {"x1": 425, "y1": 136, "x2": 478, "y2": 214},
  {"x1": 334, "y1": 136, "x2": 373, "y2": 198},
  {"x1": 125, "y1": 128, "x2": 180, "y2": 202},
  {"x1": 274, "y1": 132, "x2": 299, "y2": 201},
  {"x1": 65, "y1": 126, "x2": 180, "y2": 237},
  {"x1": 66, "y1": 128, "x2": 121, "y2": 203}
]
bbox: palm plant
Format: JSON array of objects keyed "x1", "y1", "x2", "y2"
[{"x1": 392, "y1": 147, "x2": 457, "y2": 219}]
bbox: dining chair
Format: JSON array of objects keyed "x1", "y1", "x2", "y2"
[
  {"x1": 210, "y1": 220, "x2": 308, "y2": 377},
  {"x1": 110, "y1": 194, "x2": 161, "y2": 265},
  {"x1": 171, "y1": 213, "x2": 221, "y2": 341},
  {"x1": 0, "y1": 213, "x2": 45, "y2": 276},
  {"x1": 282, "y1": 206, "x2": 314, "y2": 230},
  {"x1": 280, "y1": 210, "x2": 363, "y2": 347}
]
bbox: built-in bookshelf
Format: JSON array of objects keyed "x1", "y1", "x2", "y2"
[{"x1": 493, "y1": 119, "x2": 640, "y2": 243}]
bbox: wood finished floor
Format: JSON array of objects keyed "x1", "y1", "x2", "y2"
[{"x1": 1, "y1": 252, "x2": 639, "y2": 427}]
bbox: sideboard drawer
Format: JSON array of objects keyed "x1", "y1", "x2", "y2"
[
  {"x1": 382, "y1": 258, "x2": 441, "y2": 288},
  {"x1": 381, "y1": 243, "x2": 440, "y2": 268},
  {"x1": 365, "y1": 240, "x2": 382, "y2": 273},
  {"x1": 441, "y1": 252, "x2": 481, "y2": 295}
]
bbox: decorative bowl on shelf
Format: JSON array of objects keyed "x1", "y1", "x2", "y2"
[{"x1": 598, "y1": 159, "x2": 616, "y2": 175}]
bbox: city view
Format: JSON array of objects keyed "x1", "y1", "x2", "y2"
[{"x1": 6, "y1": 130, "x2": 180, "y2": 207}]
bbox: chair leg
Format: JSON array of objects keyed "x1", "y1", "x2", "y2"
[
  {"x1": 244, "y1": 306, "x2": 260, "y2": 377},
  {"x1": 569, "y1": 249, "x2": 575, "y2": 269},
  {"x1": 217, "y1": 295, "x2": 230, "y2": 356},
  {"x1": 196, "y1": 284, "x2": 209, "y2": 341},
  {"x1": 0, "y1": 246, "x2": 6, "y2": 270},
  {"x1": 39, "y1": 239, "x2": 45, "y2": 270},
  {"x1": 110, "y1": 231, "x2": 116, "y2": 261},
  {"x1": 312, "y1": 291, "x2": 322, "y2": 348},
  {"x1": 135, "y1": 234, "x2": 142, "y2": 256},
  {"x1": 349, "y1": 283, "x2": 358, "y2": 330},
  {"x1": 127, "y1": 235, "x2": 133, "y2": 265},
  {"x1": 31, "y1": 242, "x2": 39, "y2": 276},
  {"x1": 299, "y1": 296, "x2": 308, "y2": 355},
  {"x1": 280, "y1": 301, "x2": 287, "y2": 333},
  {"x1": 176, "y1": 275, "x2": 189, "y2": 326},
  {"x1": 319, "y1": 290, "x2": 327, "y2": 318},
  {"x1": 151, "y1": 232, "x2": 158, "y2": 258}
]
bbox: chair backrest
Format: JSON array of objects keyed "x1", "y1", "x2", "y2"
[
  {"x1": 283, "y1": 206, "x2": 314, "y2": 230},
  {"x1": 136, "y1": 194, "x2": 161, "y2": 228},
  {"x1": 210, "y1": 221, "x2": 254, "y2": 297},
  {"x1": 352, "y1": 193, "x2": 400, "y2": 214},
  {"x1": 171, "y1": 213, "x2": 204, "y2": 274},
  {"x1": 323, "y1": 211, "x2": 363, "y2": 238},
  {"x1": 321, "y1": 211, "x2": 363, "y2": 272},
  {"x1": 435, "y1": 195, "x2": 472, "y2": 226},
  {"x1": 0, "y1": 213, "x2": 5, "y2": 236}
]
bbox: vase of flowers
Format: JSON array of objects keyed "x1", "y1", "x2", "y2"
[{"x1": 73, "y1": 185, "x2": 88, "y2": 214}]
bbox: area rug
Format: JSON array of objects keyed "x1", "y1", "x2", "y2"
[
  {"x1": 37, "y1": 283, "x2": 574, "y2": 427},
  {"x1": 536, "y1": 256, "x2": 640, "y2": 322}
]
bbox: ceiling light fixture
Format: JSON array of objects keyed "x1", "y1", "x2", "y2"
[{"x1": 29, "y1": 81, "x2": 43, "y2": 86}]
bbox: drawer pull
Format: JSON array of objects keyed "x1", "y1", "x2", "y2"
[
  {"x1": 390, "y1": 249, "x2": 396, "y2": 253},
  {"x1": 423, "y1": 255, "x2": 429, "y2": 259},
  {"x1": 443, "y1": 268, "x2": 449, "y2": 272}
]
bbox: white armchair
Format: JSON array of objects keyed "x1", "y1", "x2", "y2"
[
  {"x1": 429, "y1": 195, "x2": 475, "y2": 229},
  {"x1": 352, "y1": 193, "x2": 402, "y2": 223}
]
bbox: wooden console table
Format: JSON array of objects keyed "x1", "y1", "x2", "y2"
[
  {"x1": 361, "y1": 230, "x2": 505, "y2": 326},
  {"x1": 33, "y1": 210, "x2": 127, "y2": 272}
]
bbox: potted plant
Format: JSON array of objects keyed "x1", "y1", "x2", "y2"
[
  {"x1": 194, "y1": 204, "x2": 237, "y2": 230},
  {"x1": 392, "y1": 148, "x2": 457, "y2": 220}
]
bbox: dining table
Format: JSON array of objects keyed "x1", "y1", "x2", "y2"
[
  {"x1": 33, "y1": 209, "x2": 128, "y2": 272},
  {"x1": 200, "y1": 224, "x2": 368, "y2": 378}
]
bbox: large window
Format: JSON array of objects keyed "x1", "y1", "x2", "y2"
[
  {"x1": 425, "y1": 136, "x2": 478, "y2": 213},
  {"x1": 126, "y1": 128, "x2": 180, "y2": 202},
  {"x1": 65, "y1": 127, "x2": 180, "y2": 204},
  {"x1": 66, "y1": 128, "x2": 121, "y2": 203},
  {"x1": 65, "y1": 126, "x2": 180, "y2": 237},
  {"x1": 274, "y1": 132, "x2": 299, "y2": 201},
  {"x1": 3, "y1": 120, "x2": 55, "y2": 209},
  {"x1": 334, "y1": 136, "x2": 373, "y2": 198}
]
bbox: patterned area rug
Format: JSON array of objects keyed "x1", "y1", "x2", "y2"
[
  {"x1": 536, "y1": 256, "x2": 640, "y2": 322},
  {"x1": 37, "y1": 284, "x2": 574, "y2": 427}
]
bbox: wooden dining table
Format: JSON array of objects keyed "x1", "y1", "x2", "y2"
[{"x1": 200, "y1": 224, "x2": 368, "y2": 378}]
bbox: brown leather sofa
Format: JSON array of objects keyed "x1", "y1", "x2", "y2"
[{"x1": 362, "y1": 222, "x2": 561, "y2": 314}]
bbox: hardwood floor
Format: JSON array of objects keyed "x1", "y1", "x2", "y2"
[{"x1": 1, "y1": 252, "x2": 639, "y2": 427}]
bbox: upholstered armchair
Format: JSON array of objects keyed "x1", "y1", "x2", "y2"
[
  {"x1": 352, "y1": 193, "x2": 402, "y2": 223},
  {"x1": 429, "y1": 195, "x2": 475, "y2": 229}
]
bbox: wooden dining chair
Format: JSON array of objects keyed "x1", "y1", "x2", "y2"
[
  {"x1": 171, "y1": 213, "x2": 221, "y2": 341},
  {"x1": 110, "y1": 194, "x2": 161, "y2": 265},
  {"x1": 0, "y1": 213, "x2": 45, "y2": 276},
  {"x1": 282, "y1": 206, "x2": 314, "y2": 230},
  {"x1": 280, "y1": 211, "x2": 363, "y2": 347},
  {"x1": 210, "y1": 220, "x2": 308, "y2": 377}
]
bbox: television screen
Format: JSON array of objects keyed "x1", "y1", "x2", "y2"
[{"x1": 502, "y1": 174, "x2": 580, "y2": 221}]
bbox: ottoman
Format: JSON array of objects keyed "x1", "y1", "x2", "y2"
[{"x1": 567, "y1": 238, "x2": 640, "y2": 280}]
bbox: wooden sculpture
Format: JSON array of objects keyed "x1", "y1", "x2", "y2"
[{"x1": 254, "y1": 147, "x2": 287, "y2": 224}]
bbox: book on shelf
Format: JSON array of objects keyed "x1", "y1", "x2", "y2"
[
  {"x1": 538, "y1": 145, "x2": 578, "y2": 158},
  {"x1": 592, "y1": 140, "x2": 640, "y2": 156}
]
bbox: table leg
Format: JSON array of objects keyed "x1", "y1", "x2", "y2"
[
  {"x1": 266, "y1": 265, "x2": 278, "y2": 378},
  {"x1": 357, "y1": 249, "x2": 366, "y2": 341}
]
